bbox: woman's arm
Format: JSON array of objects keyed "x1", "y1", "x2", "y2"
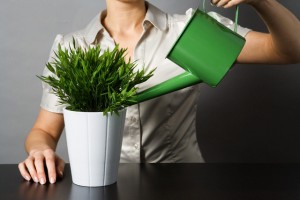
[
  {"x1": 18, "y1": 108, "x2": 65, "y2": 184},
  {"x1": 212, "y1": 0, "x2": 300, "y2": 64}
]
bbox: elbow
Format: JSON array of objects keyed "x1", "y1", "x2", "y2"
[
  {"x1": 269, "y1": 35, "x2": 300, "y2": 64},
  {"x1": 283, "y1": 51, "x2": 300, "y2": 64},
  {"x1": 283, "y1": 42, "x2": 300, "y2": 64},
  {"x1": 291, "y1": 58, "x2": 300, "y2": 64},
  {"x1": 273, "y1": 46, "x2": 300, "y2": 64},
  {"x1": 286, "y1": 43, "x2": 300, "y2": 64},
  {"x1": 292, "y1": 51, "x2": 300, "y2": 64}
]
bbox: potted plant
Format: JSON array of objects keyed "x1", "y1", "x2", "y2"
[{"x1": 38, "y1": 38, "x2": 154, "y2": 187}]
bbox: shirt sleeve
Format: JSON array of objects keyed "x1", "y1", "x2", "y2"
[
  {"x1": 207, "y1": 11, "x2": 251, "y2": 37},
  {"x1": 40, "y1": 34, "x2": 66, "y2": 113},
  {"x1": 185, "y1": 8, "x2": 251, "y2": 37}
]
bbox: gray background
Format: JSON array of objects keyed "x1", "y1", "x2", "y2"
[{"x1": 0, "y1": 0, "x2": 299, "y2": 164}]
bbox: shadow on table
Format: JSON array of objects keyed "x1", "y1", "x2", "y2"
[
  {"x1": 18, "y1": 181, "x2": 58, "y2": 200},
  {"x1": 69, "y1": 184, "x2": 119, "y2": 200},
  {"x1": 18, "y1": 180, "x2": 119, "y2": 200}
]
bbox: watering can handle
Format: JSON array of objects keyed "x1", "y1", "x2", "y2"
[{"x1": 201, "y1": 0, "x2": 239, "y2": 32}]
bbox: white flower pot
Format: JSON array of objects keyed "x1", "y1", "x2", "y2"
[{"x1": 63, "y1": 108, "x2": 126, "y2": 187}]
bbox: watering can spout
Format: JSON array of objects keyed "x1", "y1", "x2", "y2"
[
  {"x1": 131, "y1": 72, "x2": 202, "y2": 103},
  {"x1": 131, "y1": 9, "x2": 246, "y2": 104}
]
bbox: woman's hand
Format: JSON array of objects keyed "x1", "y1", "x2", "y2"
[
  {"x1": 210, "y1": 0, "x2": 263, "y2": 8},
  {"x1": 19, "y1": 108, "x2": 65, "y2": 184},
  {"x1": 210, "y1": 0, "x2": 300, "y2": 64},
  {"x1": 18, "y1": 148, "x2": 65, "y2": 184}
]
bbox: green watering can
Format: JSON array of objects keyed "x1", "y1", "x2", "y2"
[{"x1": 133, "y1": 1, "x2": 246, "y2": 103}]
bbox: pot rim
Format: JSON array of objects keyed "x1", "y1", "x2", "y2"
[{"x1": 63, "y1": 107, "x2": 126, "y2": 114}]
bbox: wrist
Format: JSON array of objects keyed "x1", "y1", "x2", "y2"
[{"x1": 28, "y1": 146, "x2": 54, "y2": 156}]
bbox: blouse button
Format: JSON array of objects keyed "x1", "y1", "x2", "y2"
[
  {"x1": 131, "y1": 117, "x2": 137, "y2": 123},
  {"x1": 165, "y1": 124, "x2": 170, "y2": 130},
  {"x1": 134, "y1": 143, "x2": 140, "y2": 150}
]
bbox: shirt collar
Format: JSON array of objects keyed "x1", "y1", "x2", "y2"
[
  {"x1": 84, "y1": 12, "x2": 103, "y2": 44},
  {"x1": 143, "y1": 2, "x2": 167, "y2": 31},
  {"x1": 84, "y1": 2, "x2": 167, "y2": 45}
]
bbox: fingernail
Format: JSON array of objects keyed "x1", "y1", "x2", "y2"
[
  {"x1": 40, "y1": 178, "x2": 46, "y2": 185},
  {"x1": 59, "y1": 171, "x2": 63, "y2": 176},
  {"x1": 50, "y1": 177, "x2": 55, "y2": 184},
  {"x1": 34, "y1": 176, "x2": 39, "y2": 183},
  {"x1": 25, "y1": 176, "x2": 31, "y2": 181}
]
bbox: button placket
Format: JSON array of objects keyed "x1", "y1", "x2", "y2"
[
  {"x1": 134, "y1": 143, "x2": 140, "y2": 151},
  {"x1": 126, "y1": 105, "x2": 141, "y2": 162}
]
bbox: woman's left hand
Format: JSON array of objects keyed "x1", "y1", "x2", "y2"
[{"x1": 210, "y1": 0, "x2": 261, "y2": 8}]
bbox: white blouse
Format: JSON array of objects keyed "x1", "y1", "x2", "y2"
[{"x1": 40, "y1": 2, "x2": 251, "y2": 163}]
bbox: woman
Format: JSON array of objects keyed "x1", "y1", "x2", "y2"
[{"x1": 18, "y1": 0, "x2": 300, "y2": 185}]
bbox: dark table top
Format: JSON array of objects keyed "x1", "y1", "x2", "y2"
[{"x1": 1, "y1": 163, "x2": 300, "y2": 200}]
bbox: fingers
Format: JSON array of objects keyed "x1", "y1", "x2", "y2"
[
  {"x1": 223, "y1": 0, "x2": 238, "y2": 8},
  {"x1": 55, "y1": 156, "x2": 65, "y2": 178},
  {"x1": 18, "y1": 162, "x2": 31, "y2": 182},
  {"x1": 44, "y1": 150, "x2": 56, "y2": 184},
  {"x1": 212, "y1": 0, "x2": 231, "y2": 7},
  {"x1": 18, "y1": 149, "x2": 64, "y2": 185},
  {"x1": 34, "y1": 154, "x2": 47, "y2": 184},
  {"x1": 24, "y1": 156, "x2": 39, "y2": 183},
  {"x1": 210, "y1": 0, "x2": 242, "y2": 8}
]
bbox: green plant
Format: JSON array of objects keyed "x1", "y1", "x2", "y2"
[{"x1": 38, "y1": 39, "x2": 154, "y2": 115}]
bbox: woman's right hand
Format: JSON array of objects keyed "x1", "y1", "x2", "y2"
[{"x1": 18, "y1": 148, "x2": 65, "y2": 184}]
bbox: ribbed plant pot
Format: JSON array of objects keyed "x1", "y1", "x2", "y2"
[{"x1": 63, "y1": 108, "x2": 126, "y2": 187}]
